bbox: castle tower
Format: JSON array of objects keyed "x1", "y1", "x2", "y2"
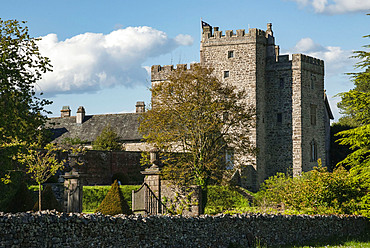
[
  {"x1": 151, "y1": 23, "x2": 332, "y2": 191},
  {"x1": 200, "y1": 24, "x2": 271, "y2": 190}
]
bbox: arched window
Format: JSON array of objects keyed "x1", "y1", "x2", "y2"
[{"x1": 310, "y1": 139, "x2": 317, "y2": 162}]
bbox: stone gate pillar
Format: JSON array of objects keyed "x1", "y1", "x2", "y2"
[
  {"x1": 141, "y1": 148, "x2": 161, "y2": 198},
  {"x1": 63, "y1": 170, "x2": 83, "y2": 213}
]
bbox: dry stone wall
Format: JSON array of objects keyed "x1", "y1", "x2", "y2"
[{"x1": 0, "y1": 211, "x2": 368, "y2": 248}]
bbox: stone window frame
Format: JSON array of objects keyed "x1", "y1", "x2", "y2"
[
  {"x1": 310, "y1": 104, "x2": 317, "y2": 125},
  {"x1": 228, "y1": 50, "x2": 234, "y2": 58},
  {"x1": 224, "y1": 71, "x2": 230, "y2": 78},
  {"x1": 310, "y1": 139, "x2": 318, "y2": 162}
]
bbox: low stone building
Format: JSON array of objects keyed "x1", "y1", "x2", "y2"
[
  {"x1": 46, "y1": 102, "x2": 148, "y2": 185},
  {"x1": 46, "y1": 101, "x2": 147, "y2": 151}
]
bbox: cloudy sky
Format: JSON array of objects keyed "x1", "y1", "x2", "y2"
[{"x1": 2, "y1": 0, "x2": 370, "y2": 121}]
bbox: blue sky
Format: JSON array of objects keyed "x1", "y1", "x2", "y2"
[{"x1": 2, "y1": 0, "x2": 370, "y2": 121}]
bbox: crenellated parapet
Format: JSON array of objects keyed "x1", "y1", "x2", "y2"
[
  {"x1": 202, "y1": 25, "x2": 269, "y2": 46},
  {"x1": 151, "y1": 63, "x2": 200, "y2": 82},
  {"x1": 267, "y1": 54, "x2": 324, "y2": 73},
  {"x1": 292, "y1": 54, "x2": 324, "y2": 74}
]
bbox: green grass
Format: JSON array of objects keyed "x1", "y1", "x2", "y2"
[
  {"x1": 204, "y1": 185, "x2": 253, "y2": 215},
  {"x1": 274, "y1": 231, "x2": 370, "y2": 248}
]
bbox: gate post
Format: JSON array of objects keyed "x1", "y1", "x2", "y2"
[
  {"x1": 63, "y1": 170, "x2": 83, "y2": 213},
  {"x1": 142, "y1": 148, "x2": 161, "y2": 198},
  {"x1": 141, "y1": 148, "x2": 161, "y2": 214}
]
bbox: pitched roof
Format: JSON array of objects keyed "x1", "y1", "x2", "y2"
[
  {"x1": 46, "y1": 113, "x2": 143, "y2": 144},
  {"x1": 324, "y1": 92, "x2": 334, "y2": 120}
]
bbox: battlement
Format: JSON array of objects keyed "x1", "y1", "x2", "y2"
[
  {"x1": 151, "y1": 63, "x2": 200, "y2": 81},
  {"x1": 292, "y1": 54, "x2": 324, "y2": 67},
  {"x1": 202, "y1": 26, "x2": 267, "y2": 42}
]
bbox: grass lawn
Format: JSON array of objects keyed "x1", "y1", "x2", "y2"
[{"x1": 273, "y1": 232, "x2": 370, "y2": 248}]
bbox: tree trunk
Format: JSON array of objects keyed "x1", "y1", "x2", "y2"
[
  {"x1": 38, "y1": 183, "x2": 41, "y2": 212},
  {"x1": 201, "y1": 186, "x2": 208, "y2": 214}
]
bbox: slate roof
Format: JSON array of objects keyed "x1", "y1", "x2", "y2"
[{"x1": 46, "y1": 113, "x2": 143, "y2": 144}]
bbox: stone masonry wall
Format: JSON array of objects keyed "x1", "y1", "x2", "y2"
[
  {"x1": 199, "y1": 27, "x2": 267, "y2": 190},
  {"x1": 0, "y1": 211, "x2": 368, "y2": 247},
  {"x1": 75, "y1": 150, "x2": 143, "y2": 185}
]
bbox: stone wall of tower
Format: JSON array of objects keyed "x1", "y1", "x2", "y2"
[
  {"x1": 150, "y1": 23, "x2": 329, "y2": 191},
  {"x1": 291, "y1": 54, "x2": 326, "y2": 173},
  {"x1": 265, "y1": 55, "x2": 294, "y2": 178},
  {"x1": 200, "y1": 27, "x2": 268, "y2": 190}
]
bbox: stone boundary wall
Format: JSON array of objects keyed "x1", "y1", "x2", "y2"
[{"x1": 0, "y1": 212, "x2": 368, "y2": 247}]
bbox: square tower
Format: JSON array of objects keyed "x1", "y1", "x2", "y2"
[{"x1": 151, "y1": 23, "x2": 332, "y2": 191}]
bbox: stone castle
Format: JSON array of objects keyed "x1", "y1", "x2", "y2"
[{"x1": 151, "y1": 23, "x2": 333, "y2": 190}]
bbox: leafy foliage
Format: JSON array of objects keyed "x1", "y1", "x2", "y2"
[
  {"x1": 95, "y1": 180, "x2": 132, "y2": 215},
  {"x1": 92, "y1": 125, "x2": 121, "y2": 151},
  {"x1": 330, "y1": 123, "x2": 353, "y2": 171},
  {"x1": 255, "y1": 161, "x2": 368, "y2": 217},
  {"x1": 139, "y1": 65, "x2": 255, "y2": 189},
  {"x1": 16, "y1": 142, "x2": 65, "y2": 211},
  {"x1": 32, "y1": 185, "x2": 62, "y2": 211},
  {"x1": 335, "y1": 28, "x2": 370, "y2": 217},
  {"x1": 0, "y1": 19, "x2": 52, "y2": 144}
]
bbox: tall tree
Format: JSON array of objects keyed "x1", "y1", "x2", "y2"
[
  {"x1": 139, "y1": 65, "x2": 255, "y2": 191},
  {"x1": 0, "y1": 19, "x2": 52, "y2": 144},
  {"x1": 336, "y1": 28, "x2": 370, "y2": 217}
]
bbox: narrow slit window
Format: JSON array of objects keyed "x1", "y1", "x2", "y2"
[
  {"x1": 279, "y1": 78, "x2": 284, "y2": 88},
  {"x1": 310, "y1": 139, "x2": 318, "y2": 162},
  {"x1": 277, "y1": 113, "x2": 282, "y2": 123},
  {"x1": 310, "y1": 104, "x2": 317, "y2": 125}
]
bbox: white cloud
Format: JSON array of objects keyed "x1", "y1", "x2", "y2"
[
  {"x1": 288, "y1": 0, "x2": 370, "y2": 14},
  {"x1": 288, "y1": 37, "x2": 358, "y2": 121},
  {"x1": 36, "y1": 27, "x2": 193, "y2": 96},
  {"x1": 289, "y1": 37, "x2": 353, "y2": 77}
]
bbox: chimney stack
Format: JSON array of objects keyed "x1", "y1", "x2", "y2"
[
  {"x1": 61, "y1": 106, "x2": 71, "y2": 117},
  {"x1": 136, "y1": 101, "x2": 145, "y2": 113},
  {"x1": 76, "y1": 106, "x2": 85, "y2": 124}
]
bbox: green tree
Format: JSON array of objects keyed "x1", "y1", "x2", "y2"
[
  {"x1": 0, "y1": 19, "x2": 52, "y2": 144},
  {"x1": 92, "y1": 125, "x2": 121, "y2": 150},
  {"x1": 336, "y1": 28, "x2": 370, "y2": 217},
  {"x1": 16, "y1": 143, "x2": 65, "y2": 211},
  {"x1": 139, "y1": 65, "x2": 255, "y2": 201}
]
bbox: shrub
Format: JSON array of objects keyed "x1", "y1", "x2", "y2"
[
  {"x1": 33, "y1": 185, "x2": 62, "y2": 212},
  {"x1": 83, "y1": 185, "x2": 139, "y2": 213},
  {"x1": 6, "y1": 182, "x2": 35, "y2": 213},
  {"x1": 95, "y1": 180, "x2": 132, "y2": 215},
  {"x1": 205, "y1": 186, "x2": 251, "y2": 215},
  {"x1": 255, "y1": 162, "x2": 365, "y2": 216}
]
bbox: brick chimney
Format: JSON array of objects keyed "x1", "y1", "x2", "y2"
[
  {"x1": 61, "y1": 106, "x2": 71, "y2": 117},
  {"x1": 76, "y1": 106, "x2": 85, "y2": 124},
  {"x1": 136, "y1": 101, "x2": 145, "y2": 113}
]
